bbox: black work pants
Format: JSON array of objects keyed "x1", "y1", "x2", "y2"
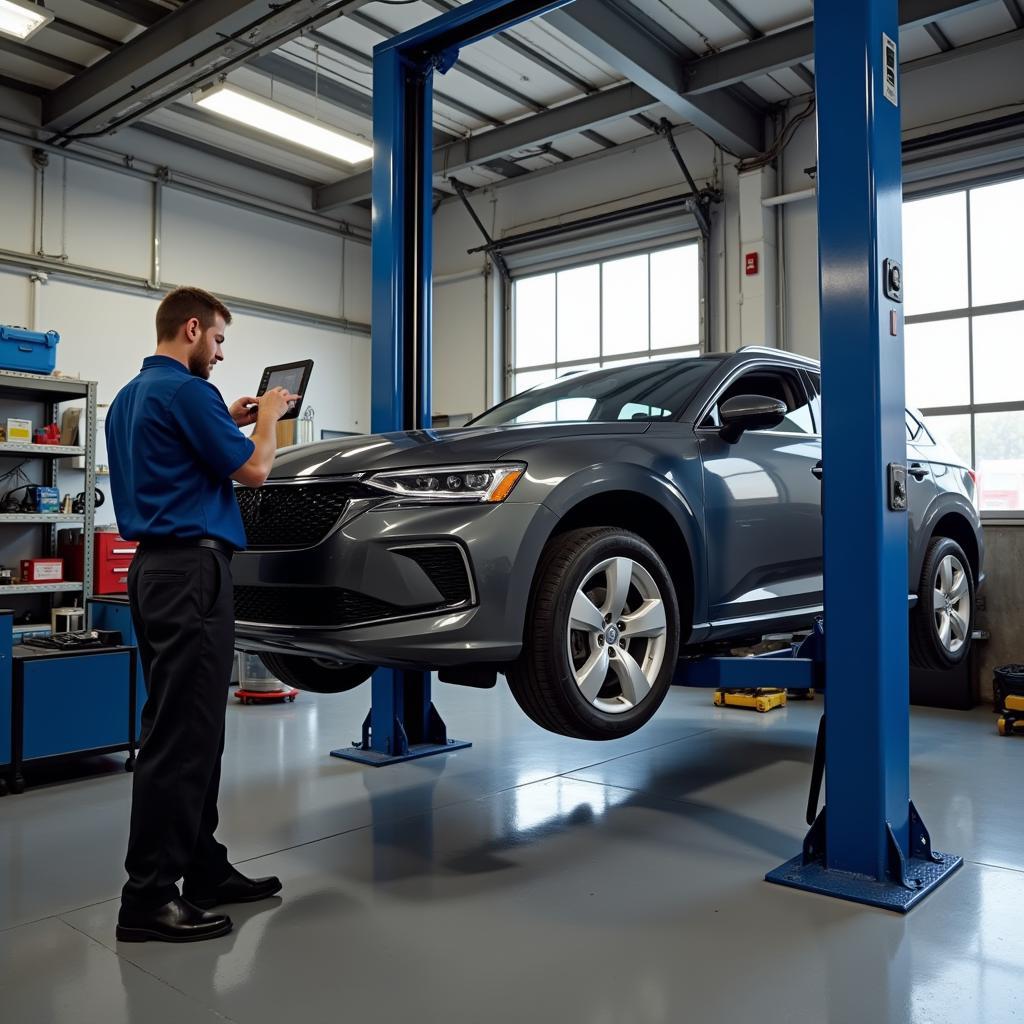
[{"x1": 122, "y1": 545, "x2": 235, "y2": 910}]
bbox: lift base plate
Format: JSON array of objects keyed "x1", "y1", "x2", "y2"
[
  {"x1": 766, "y1": 851, "x2": 963, "y2": 912},
  {"x1": 330, "y1": 739, "x2": 471, "y2": 766}
]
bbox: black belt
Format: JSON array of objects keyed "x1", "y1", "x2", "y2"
[{"x1": 137, "y1": 537, "x2": 235, "y2": 558}]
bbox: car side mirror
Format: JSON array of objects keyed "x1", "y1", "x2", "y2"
[{"x1": 718, "y1": 395, "x2": 787, "y2": 443}]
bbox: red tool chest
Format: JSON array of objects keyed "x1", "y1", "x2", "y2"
[{"x1": 60, "y1": 531, "x2": 138, "y2": 594}]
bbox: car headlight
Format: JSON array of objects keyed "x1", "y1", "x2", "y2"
[{"x1": 366, "y1": 463, "x2": 525, "y2": 503}]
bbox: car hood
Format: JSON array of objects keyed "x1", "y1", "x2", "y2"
[{"x1": 267, "y1": 422, "x2": 651, "y2": 478}]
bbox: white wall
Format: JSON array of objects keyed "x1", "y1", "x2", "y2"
[{"x1": 0, "y1": 136, "x2": 373, "y2": 451}]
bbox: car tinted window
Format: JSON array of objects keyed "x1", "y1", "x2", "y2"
[
  {"x1": 470, "y1": 359, "x2": 720, "y2": 426},
  {"x1": 703, "y1": 368, "x2": 815, "y2": 434}
]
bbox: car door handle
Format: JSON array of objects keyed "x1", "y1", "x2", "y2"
[
  {"x1": 908, "y1": 463, "x2": 928, "y2": 481},
  {"x1": 811, "y1": 462, "x2": 823, "y2": 480}
]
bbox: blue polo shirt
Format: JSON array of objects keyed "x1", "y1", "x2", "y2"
[{"x1": 106, "y1": 355, "x2": 255, "y2": 549}]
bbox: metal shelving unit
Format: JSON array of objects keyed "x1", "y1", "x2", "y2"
[{"x1": 0, "y1": 370, "x2": 97, "y2": 604}]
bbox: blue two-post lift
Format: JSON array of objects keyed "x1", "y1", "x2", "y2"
[{"x1": 331, "y1": 0, "x2": 963, "y2": 911}]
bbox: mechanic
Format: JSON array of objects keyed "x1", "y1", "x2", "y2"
[{"x1": 106, "y1": 286, "x2": 299, "y2": 944}]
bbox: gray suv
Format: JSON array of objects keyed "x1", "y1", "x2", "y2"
[{"x1": 233, "y1": 348, "x2": 983, "y2": 740}]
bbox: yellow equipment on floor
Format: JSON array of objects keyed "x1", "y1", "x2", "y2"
[
  {"x1": 714, "y1": 688, "x2": 788, "y2": 713},
  {"x1": 997, "y1": 693, "x2": 1024, "y2": 736}
]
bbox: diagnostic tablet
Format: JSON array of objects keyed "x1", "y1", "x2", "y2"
[{"x1": 256, "y1": 360, "x2": 313, "y2": 420}]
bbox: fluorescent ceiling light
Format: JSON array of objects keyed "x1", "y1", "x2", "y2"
[
  {"x1": 194, "y1": 82, "x2": 373, "y2": 165},
  {"x1": 0, "y1": 0, "x2": 53, "y2": 40}
]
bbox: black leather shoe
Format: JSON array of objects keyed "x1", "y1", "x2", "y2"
[
  {"x1": 183, "y1": 867, "x2": 282, "y2": 909},
  {"x1": 116, "y1": 897, "x2": 232, "y2": 943}
]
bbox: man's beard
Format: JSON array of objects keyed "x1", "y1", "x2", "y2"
[{"x1": 188, "y1": 345, "x2": 212, "y2": 379}]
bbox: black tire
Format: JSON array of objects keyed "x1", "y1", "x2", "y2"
[
  {"x1": 258, "y1": 653, "x2": 374, "y2": 694},
  {"x1": 507, "y1": 527, "x2": 680, "y2": 740},
  {"x1": 910, "y1": 536, "x2": 975, "y2": 672}
]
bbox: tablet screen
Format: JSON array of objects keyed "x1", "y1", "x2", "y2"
[{"x1": 257, "y1": 360, "x2": 313, "y2": 421}]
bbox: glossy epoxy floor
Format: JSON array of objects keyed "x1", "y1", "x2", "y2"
[{"x1": 2, "y1": 684, "x2": 1022, "y2": 1024}]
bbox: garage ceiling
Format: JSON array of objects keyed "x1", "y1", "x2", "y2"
[{"x1": 1, "y1": 0, "x2": 1021, "y2": 214}]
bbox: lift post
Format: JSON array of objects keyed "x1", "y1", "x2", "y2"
[
  {"x1": 764, "y1": 0, "x2": 961, "y2": 909},
  {"x1": 333, "y1": 0, "x2": 574, "y2": 766}
]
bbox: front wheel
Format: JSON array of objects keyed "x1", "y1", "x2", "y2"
[
  {"x1": 258, "y1": 653, "x2": 374, "y2": 694},
  {"x1": 507, "y1": 527, "x2": 680, "y2": 740},
  {"x1": 911, "y1": 536, "x2": 975, "y2": 671}
]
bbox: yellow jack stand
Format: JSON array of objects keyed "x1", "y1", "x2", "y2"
[
  {"x1": 997, "y1": 694, "x2": 1024, "y2": 736},
  {"x1": 714, "y1": 688, "x2": 788, "y2": 713}
]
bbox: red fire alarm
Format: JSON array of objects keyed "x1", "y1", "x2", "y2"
[{"x1": 745, "y1": 252, "x2": 759, "y2": 276}]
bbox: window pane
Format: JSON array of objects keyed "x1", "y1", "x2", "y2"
[
  {"x1": 651, "y1": 245, "x2": 699, "y2": 350},
  {"x1": 902, "y1": 192, "x2": 968, "y2": 315},
  {"x1": 514, "y1": 274, "x2": 555, "y2": 369},
  {"x1": 973, "y1": 310, "x2": 1024, "y2": 405},
  {"x1": 926, "y1": 413, "x2": 972, "y2": 465},
  {"x1": 976, "y1": 410, "x2": 1024, "y2": 512},
  {"x1": 513, "y1": 367, "x2": 556, "y2": 395},
  {"x1": 970, "y1": 178, "x2": 1024, "y2": 307},
  {"x1": 602, "y1": 254, "x2": 649, "y2": 356},
  {"x1": 904, "y1": 319, "x2": 970, "y2": 409},
  {"x1": 556, "y1": 265, "x2": 600, "y2": 363}
]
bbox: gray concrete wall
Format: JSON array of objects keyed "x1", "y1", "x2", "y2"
[{"x1": 975, "y1": 526, "x2": 1024, "y2": 703}]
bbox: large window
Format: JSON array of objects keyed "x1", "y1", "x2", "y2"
[
  {"x1": 510, "y1": 242, "x2": 701, "y2": 396},
  {"x1": 903, "y1": 175, "x2": 1024, "y2": 514}
]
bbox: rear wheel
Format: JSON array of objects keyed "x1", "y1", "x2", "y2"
[
  {"x1": 258, "y1": 653, "x2": 373, "y2": 694},
  {"x1": 507, "y1": 527, "x2": 680, "y2": 740},
  {"x1": 910, "y1": 536, "x2": 975, "y2": 671}
]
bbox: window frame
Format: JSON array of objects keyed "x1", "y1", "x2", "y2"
[
  {"x1": 505, "y1": 236, "x2": 706, "y2": 396},
  {"x1": 903, "y1": 169, "x2": 1024, "y2": 522}
]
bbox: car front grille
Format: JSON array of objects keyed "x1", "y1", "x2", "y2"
[
  {"x1": 234, "y1": 585, "x2": 400, "y2": 627},
  {"x1": 395, "y1": 545, "x2": 473, "y2": 604},
  {"x1": 235, "y1": 481, "x2": 375, "y2": 549}
]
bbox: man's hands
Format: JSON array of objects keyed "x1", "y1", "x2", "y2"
[{"x1": 229, "y1": 388, "x2": 300, "y2": 428}]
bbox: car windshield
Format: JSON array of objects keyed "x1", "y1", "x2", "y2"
[{"x1": 470, "y1": 358, "x2": 722, "y2": 427}]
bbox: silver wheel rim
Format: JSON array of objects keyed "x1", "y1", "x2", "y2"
[
  {"x1": 933, "y1": 554, "x2": 970, "y2": 655},
  {"x1": 566, "y1": 556, "x2": 668, "y2": 715}
]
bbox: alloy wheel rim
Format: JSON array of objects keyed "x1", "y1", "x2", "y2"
[
  {"x1": 933, "y1": 554, "x2": 970, "y2": 655},
  {"x1": 566, "y1": 556, "x2": 668, "y2": 714}
]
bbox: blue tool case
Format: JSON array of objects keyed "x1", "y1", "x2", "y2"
[{"x1": 0, "y1": 326, "x2": 60, "y2": 375}]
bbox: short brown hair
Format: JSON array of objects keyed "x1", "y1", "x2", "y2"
[{"x1": 156, "y1": 286, "x2": 232, "y2": 341}]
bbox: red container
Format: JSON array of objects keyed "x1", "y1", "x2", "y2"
[
  {"x1": 60, "y1": 532, "x2": 138, "y2": 594},
  {"x1": 20, "y1": 557, "x2": 63, "y2": 583}
]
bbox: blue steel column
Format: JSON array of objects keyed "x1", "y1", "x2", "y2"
[
  {"x1": 767, "y1": 0, "x2": 961, "y2": 908},
  {"x1": 818, "y1": 0, "x2": 910, "y2": 876}
]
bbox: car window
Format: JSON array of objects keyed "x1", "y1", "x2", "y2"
[
  {"x1": 470, "y1": 358, "x2": 721, "y2": 427},
  {"x1": 703, "y1": 368, "x2": 816, "y2": 435},
  {"x1": 805, "y1": 371, "x2": 822, "y2": 433}
]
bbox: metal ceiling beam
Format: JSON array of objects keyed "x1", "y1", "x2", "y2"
[
  {"x1": 315, "y1": 80, "x2": 657, "y2": 209},
  {"x1": 923, "y1": 21, "x2": 955, "y2": 49},
  {"x1": 46, "y1": 18, "x2": 122, "y2": 52},
  {"x1": 0, "y1": 38, "x2": 86, "y2": 77},
  {"x1": 545, "y1": 0, "x2": 763, "y2": 155},
  {"x1": 74, "y1": 0, "x2": 168, "y2": 27},
  {"x1": 704, "y1": 0, "x2": 760, "y2": 38},
  {"x1": 686, "y1": 0, "x2": 995, "y2": 94},
  {"x1": 42, "y1": 0, "x2": 367, "y2": 138}
]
